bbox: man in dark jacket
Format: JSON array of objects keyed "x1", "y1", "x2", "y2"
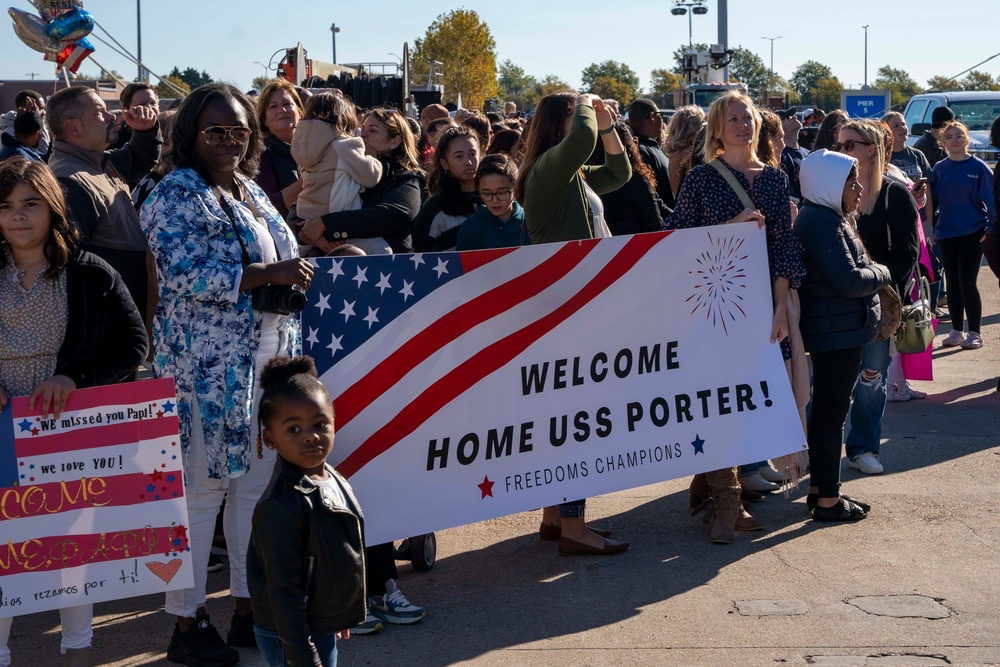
[
  {"x1": 628, "y1": 98, "x2": 673, "y2": 209},
  {"x1": 46, "y1": 86, "x2": 160, "y2": 328},
  {"x1": 914, "y1": 106, "x2": 953, "y2": 168},
  {"x1": 0, "y1": 111, "x2": 45, "y2": 162}
]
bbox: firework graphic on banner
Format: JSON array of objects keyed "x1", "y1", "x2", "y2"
[{"x1": 686, "y1": 231, "x2": 750, "y2": 335}]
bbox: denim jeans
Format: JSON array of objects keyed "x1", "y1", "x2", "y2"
[
  {"x1": 845, "y1": 337, "x2": 891, "y2": 460},
  {"x1": 254, "y1": 626, "x2": 338, "y2": 667}
]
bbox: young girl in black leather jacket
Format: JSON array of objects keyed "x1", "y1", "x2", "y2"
[{"x1": 247, "y1": 356, "x2": 366, "y2": 667}]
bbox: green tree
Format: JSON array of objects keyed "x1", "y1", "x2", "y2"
[
  {"x1": 811, "y1": 77, "x2": 843, "y2": 111},
  {"x1": 589, "y1": 76, "x2": 633, "y2": 103},
  {"x1": 728, "y1": 46, "x2": 770, "y2": 100},
  {"x1": 251, "y1": 75, "x2": 270, "y2": 92},
  {"x1": 926, "y1": 75, "x2": 961, "y2": 92},
  {"x1": 650, "y1": 68, "x2": 683, "y2": 107},
  {"x1": 791, "y1": 61, "x2": 834, "y2": 104},
  {"x1": 497, "y1": 59, "x2": 537, "y2": 111},
  {"x1": 411, "y1": 9, "x2": 499, "y2": 109},
  {"x1": 154, "y1": 75, "x2": 190, "y2": 99},
  {"x1": 874, "y1": 66, "x2": 921, "y2": 107},
  {"x1": 959, "y1": 70, "x2": 1000, "y2": 91},
  {"x1": 168, "y1": 67, "x2": 212, "y2": 90},
  {"x1": 581, "y1": 60, "x2": 641, "y2": 101},
  {"x1": 523, "y1": 74, "x2": 574, "y2": 109}
]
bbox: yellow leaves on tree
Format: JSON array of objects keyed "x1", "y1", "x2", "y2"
[
  {"x1": 154, "y1": 75, "x2": 190, "y2": 100},
  {"x1": 411, "y1": 9, "x2": 499, "y2": 110}
]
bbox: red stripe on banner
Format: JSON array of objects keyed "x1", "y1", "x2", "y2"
[
  {"x1": 0, "y1": 470, "x2": 184, "y2": 522},
  {"x1": 337, "y1": 233, "x2": 666, "y2": 477},
  {"x1": 9, "y1": 378, "x2": 176, "y2": 414},
  {"x1": 0, "y1": 524, "x2": 186, "y2": 576},
  {"x1": 333, "y1": 242, "x2": 599, "y2": 427},
  {"x1": 16, "y1": 416, "x2": 180, "y2": 457},
  {"x1": 460, "y1": 247, "x2": 518, "y2": 273}
]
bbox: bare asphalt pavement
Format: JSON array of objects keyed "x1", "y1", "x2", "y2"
[{"x1": 8, "y1": 267, "x2": 1000, "y2": 667}]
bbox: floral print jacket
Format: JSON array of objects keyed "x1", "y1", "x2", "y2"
[{"x1": 141, "y1": 167, "x2": 300, "y2": 479}]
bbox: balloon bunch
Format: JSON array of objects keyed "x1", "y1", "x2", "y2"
[{"x1": 8, "y1": 1, "x2": 96, "y2": 73}]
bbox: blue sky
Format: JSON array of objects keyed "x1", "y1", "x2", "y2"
[{"x1": 4, "y1": 0, "x2": 999, "y2": 95}]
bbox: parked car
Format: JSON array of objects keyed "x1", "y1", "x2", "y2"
[{"x1": 903, "y1": 91, "x2": 1000, "y2": 166}]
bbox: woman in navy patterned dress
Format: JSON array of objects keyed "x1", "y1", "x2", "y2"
[{"x1": 664, "y1": 90, "x2": 806, "y2": 544}]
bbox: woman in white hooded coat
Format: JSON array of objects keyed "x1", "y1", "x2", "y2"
[{"x1": 793, "y1": 149, "x2": 891, "y2": 522}]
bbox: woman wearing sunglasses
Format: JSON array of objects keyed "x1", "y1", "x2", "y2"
[
  {"x1": 140, "y1": 83, "x2": 311, "y2": 666},
  {"x1": 833, "y1": 120, "x2": 919, "y2": 477}
]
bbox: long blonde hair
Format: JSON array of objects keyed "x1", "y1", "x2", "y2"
[
  {"x1": 838, "y1": 119, "x2": 884, "y2": 216},
  {"x1": 704, "y1": 90, "x2": 761, "y2": 162},
  {"x1": 664, "y1": 105, "x2": 705, "y2": 153}
]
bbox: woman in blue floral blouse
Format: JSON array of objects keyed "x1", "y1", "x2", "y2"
[{"x1": 141, "y1": 83, "x2": 313, "y2": 664}]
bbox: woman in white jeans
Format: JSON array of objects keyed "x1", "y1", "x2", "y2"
[{"x1": 141, "y1": 83, "x2": 312, "y2": 666}]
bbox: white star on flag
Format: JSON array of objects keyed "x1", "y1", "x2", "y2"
[
  {"x1": 327, "y1": 259, "x2": 345, "y2": 281},
  {"x1": 315, "y1": 293, "x2": 332, "y2": 316},
  {"x1": 305, "y1": 327, "x2": 319, "y2": 349},
  {"x1": 340, "y1": 300, "x2": 356, "y2": 322},
  {"x1": 376, "y1": 273, "x2": 392, "y2": 294},
  {"x1": 353, "y1": 266, "x2": 369, "y2": 288},
  {"x1": 410, "y1": 254, "x2": 425, "y2": 268},
  {"x1": 327, "y1": 334, "x2": 343, "y2": 354},
  {"x1": 433, "y1": 258, "x2": 449, "y2": 278},
  {"x1": 400, "y1": 280, "x2": 414, "y2": 302},
  {"x1": 363, "y1": 307, "x2": 380, "y2": 329}
]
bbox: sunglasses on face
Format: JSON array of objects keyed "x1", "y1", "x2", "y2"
[
  {"x1": 201, "y1": 126, "x2": 252, "y2": 145},
  {"x1": 832, "y1": 139, "x2": 872, "y2": 153}
]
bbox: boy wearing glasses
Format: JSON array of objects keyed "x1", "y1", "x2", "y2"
[{"x1": 456, "y1": 154, "x2": 529, "y2": 250}]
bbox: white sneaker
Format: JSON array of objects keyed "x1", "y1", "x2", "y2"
[
  {"x1": 849, "y1": 452, "x2": 884, "y2": 475},
  {"x1": 961, "y1": 331, "x2": 983, "y2": 349},
  {"x1": 941, "y1": 330, "x2": 965, "y2": 347},
  {"x1": 897, "y1": 380, "x2": 927, "y2": 399},
  {"x1": 886, "y1": 384, "x2": 912, "y2": 402}
]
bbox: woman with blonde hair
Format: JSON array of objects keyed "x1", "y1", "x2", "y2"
[
  {"x1": 835, "y1": 119, "x2": 919, "y2": 475},
  {"x1": 663, "y1": 105, "x2": 706, "y2": 206},
  {"x1": 932, "y1": 120, "x2": 995, "y2": 350},
  {"x1": 665, "y1": 91, "x2": 806, "y2": 543}
]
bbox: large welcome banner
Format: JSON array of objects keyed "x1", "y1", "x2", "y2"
[
  {"x1": 0, "y1": 379, "x2": 193, "y2": 617},
  {"x1": 304, "y1": 225, "x2": 805, "y2": 544}
]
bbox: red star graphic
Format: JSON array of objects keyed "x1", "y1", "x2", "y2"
[
  {"x1": 156, "y1": 410, "x2": 164, "y2": 418},
  {"x1": 19, "y1": 462, "x2": 24, "y2": 467},
  {"x1": 29, "y1": 477, "x2": 34, "y2": 482},
  {"x1": 161, "y1": 463, "x2": 166, "y2": 468},
  {"x1": 150, "y1": 470, "x2": 163, "y2": 481},
  {"x1": 173, "y1": 525, "x2": 188, "y2": 540},
  {"x1": 477, "y1": 475, "x2": 495, "y2": 499},
  {"x1": 171, "y1": 441, "x2": 177, "y2": 447},
  {"x1": 30, "y1": 427, "x2": 39, "y2": 436}
]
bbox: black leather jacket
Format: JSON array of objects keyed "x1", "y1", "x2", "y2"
[{"x1": 247, "y1": 456, "x2": 367, "y2": 667}]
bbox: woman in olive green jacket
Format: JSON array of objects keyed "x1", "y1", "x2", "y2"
[{"x1": 514, "y1": 92, "x2": 632, "y2": 556}]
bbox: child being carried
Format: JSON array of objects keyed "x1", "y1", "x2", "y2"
[{"x1": 291, "y1": 92, "x2": 388, "y2": 255}]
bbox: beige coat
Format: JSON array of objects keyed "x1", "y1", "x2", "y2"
[{"x1": 291, "y1": 120, "x2": 382, "y2": 220}]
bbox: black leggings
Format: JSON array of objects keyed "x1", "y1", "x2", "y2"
[
  {"x1": 365, "y1": 543, "x2": 398, "y2": 596},
  {"x1": 808, "y1": 346, "x2": 864, "y2": 498},
  {"x1": 938, "y1": 231, "x2": 984, "y2": 333}
]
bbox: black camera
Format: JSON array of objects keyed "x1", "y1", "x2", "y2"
[{"x1": 251, "y1": 286, "x2": 306, "y2": 315}]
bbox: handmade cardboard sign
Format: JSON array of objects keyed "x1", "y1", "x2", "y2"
[{"x1": 0, "y1": 379, "x2": 192, "y2": 617}]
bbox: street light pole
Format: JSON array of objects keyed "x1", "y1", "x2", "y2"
[
  {"x1": 331, "y1": 23, "x2": 340, "y2": 64},
  {"x1": 862, "y1": 25, "x2": 869, "y2": 89},
  {"x1": 761, "y1": 36, "x2": 782, "y2": 77},
  {"x1": 136, "y1": 0, "x2": 143, "y2": 81}
]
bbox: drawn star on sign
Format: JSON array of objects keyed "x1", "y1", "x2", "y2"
[
  {"x1": 477, "y1": 475, "x2": 495, "y2": 499},
  {"x1": 150, "y1": 470, "x2": 163, "y2": 481},
  {"x1": 691, "y1": 434, "x2": 706, "y2": 455}
]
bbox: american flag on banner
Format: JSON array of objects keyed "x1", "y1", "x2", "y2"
[
  {"x1": 0, "y1": 379, "x2": 194, "y2": 617},
  {"x1": 306, "y1": 227, "x2": 803, "y2": 544}
]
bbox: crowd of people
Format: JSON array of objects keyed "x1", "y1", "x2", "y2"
[{"x1": 1, "y1": 77, "x2": 998, "y2": 667}]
